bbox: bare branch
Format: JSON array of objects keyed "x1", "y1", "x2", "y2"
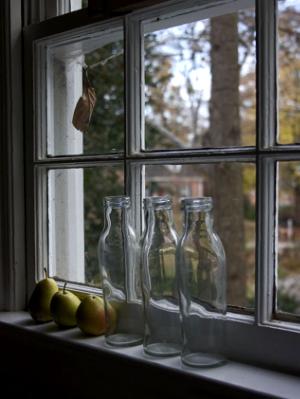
[
  {"x1": 85, "y1": 50, "x2": 124, "y2": 70},
  {"x1": 145, "y1": 118, "x2": 188, "y2": 148}
]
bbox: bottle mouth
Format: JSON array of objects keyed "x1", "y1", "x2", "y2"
[
  {"x1": 143, "y1": 195, "x2": 172, "y2": 209},
  {"x1": 181, "y1": 197, "x2": 213, "y2": 211},
  {"x1": 104, "y1": 196, "x2": 130, "y2": 208}
]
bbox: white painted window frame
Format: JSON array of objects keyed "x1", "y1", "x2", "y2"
[{"x1": 22, "y1": 0, "x2": 300, "y2": 373}]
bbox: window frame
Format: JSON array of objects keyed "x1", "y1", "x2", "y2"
[{"x1": 22, "y1": 0, "x2": 300, "y2": 373}]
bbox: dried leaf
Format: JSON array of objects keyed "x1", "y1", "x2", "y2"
[{"x1": 72, "y1": 75, "x2": 96, "y2": 133}]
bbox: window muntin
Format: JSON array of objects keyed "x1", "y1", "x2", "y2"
[
  {"x1": 48, "y1": 165, "x2": 124, "y2": 286},
  {"x1": 145, "y1": 161, "x2": 256, "y2": 310},
  {"x1": 278, "y1": 0, "x2": 300, "y2": 144},
  {"x1": 143, "y1": 6, "x2": 256, "y2": 151},
  {"x1": 46, "y1": 29, "x2": 124, "y2": 157}
]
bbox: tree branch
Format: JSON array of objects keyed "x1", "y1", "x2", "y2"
[{"x1": 145, "y1": 118, "x2": 188, "y2": 148}]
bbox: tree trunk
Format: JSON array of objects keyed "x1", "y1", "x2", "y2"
[{"x1": 209, "y1": 14, "x2": 247, "y2": 306}]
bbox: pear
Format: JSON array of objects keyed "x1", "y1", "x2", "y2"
[
  {"x1": 76, "y1": 295, "x2": 106, "y2": 336},
  {"x1": 106, "y1": 302, "x2": 120, "y2": 334},
  {"x1": 28, "y1": 269, "x2": 58, "y2": 323},
  {"x1": 106, "y1": 302, "x2": 117, "y2": 334},
  {"x1": 76, "y1": 295, "x2": 117, "y2": 336},
  {"x1": 50, "y1": 283, "x2": 81, "y2": 328}
]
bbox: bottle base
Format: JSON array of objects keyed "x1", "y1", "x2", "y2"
[
  {"x1": 182, "y1": 352, "x2": 226, "y2": 368},
  {"x1": 106, "y1": 333, "x2": 143, "y2": 347},
  {"x1": 144, "y1": 343, "x2": 181, "y2": 357}
]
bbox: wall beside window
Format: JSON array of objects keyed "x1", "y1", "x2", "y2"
[{"x1": 0, "y1": 0, "x2": 26, "y2": 311}]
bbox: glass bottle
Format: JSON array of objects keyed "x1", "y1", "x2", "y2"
[
  {"x1": 176, "y1": 197, "x2": 226, "y2": 367},
  {"x1": 98, "y1": 196, "x2": 143, "y2": 347},
  {"x1": 141, "y1": 196, "x2": 181, "y2": 356}
]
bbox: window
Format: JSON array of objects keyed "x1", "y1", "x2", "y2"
[
  {"x1": 33, "y1": 18, "x2": 125, "y2": 287},
  {"x1": 23, "y1": 0, "x2": 300, "y2": 372}
]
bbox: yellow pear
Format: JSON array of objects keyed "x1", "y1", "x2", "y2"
[
  {"x1": 50, "y1": 283, "x2": 81, "y2": 328},
  {"x1": 107, "y1": 302, "x2": 120, "y2": 334},
  {"x1": 28, "y1": 270, "x2": 58, "y2": 323},
  {"x1": 76, "y1": 295, "x2": 117, "y2": 336},
  {"x1": 106, "y1": 302, "x2": 117, "y2": 334},
  {"x1": 76, "y1": 295, "x2": 106, "y2": 336}
]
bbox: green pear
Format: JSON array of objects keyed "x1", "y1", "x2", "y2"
[
  {"x1": 106, "y1": 302, "x2": 117, "y2": 334},
  {"x1": 76, "y1": 295, "x2": 117, "y2": 336},
  {"x1": 28, "y1": 270, "x2": 58, "y2": 323},
  {"x1": 76, "y1": 295, "x2": 107, "y2": 336},
  {"x1": 50, "y1": 283, "x2": 81, "y2": 328}
]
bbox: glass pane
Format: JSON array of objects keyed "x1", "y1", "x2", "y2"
[
  {"x1": 277, "y1": 161, "x2": 300, "y2": 316},
  {"x1": 47, "y1": 29, "x2": 124, "y2": 156},
  {"x1": 68, "y1": 1, "x2": 87, "y2": 12},
  {"x1": 278, "y1": 0, "x2": 300, "y2": 144},
  {"x1": 144, "y1": 6, "x2": 256, "y2": 150},
  {"x1": 73, "y1": 0, "x2": 87, "y2": 10},
  {"x1": 145, "y1": 162, "x2": 256, "y2": 309},
  {"x1": 48, "y1": 165, "x2": 124, "y2": 285},
  {"x1": 34, "y1": 1, "x2": 86, "y2": 20}
]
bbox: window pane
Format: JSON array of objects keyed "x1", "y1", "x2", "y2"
[
  {"x1": 48, "y1": 165, "x2": 124, "y2": 285},
  {"x1": 28, "y1": 1, "x2": 86, "y2": 23},
  {"x1": 278, "y1": 0, "x2": 300, "y2": 144},
  {"x1": 145, "y1": 162, "x2": 256, "y2": 309},
  {"x1": 46, "y1": 29, "x2": 124, "y2": 156},
  {"x1": 63, "y1": 1, "x2": 87, "y2": 13},
  {"x1": 71, "y1": 0, "x2": 87, "y2": 11},
  {"x1": 277, "y1": 161, "x2": 300, "y2": 316},
  {"x1": 144, "y1": 6, "x2": 256, "y2": 150}
]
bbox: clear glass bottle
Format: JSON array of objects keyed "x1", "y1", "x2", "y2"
[
  {"x1": 98, "y1": 196, "x2": 143, "y2": 347},
  {"x1": 141, "y1": 196, "x2": 181, "y2": 356},
  {"x1": 176, "y1": 197, "x2": 226, "y2": 367}
]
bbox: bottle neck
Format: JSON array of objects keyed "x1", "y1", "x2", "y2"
[
  {"x1": 183, "y1": 209, "x2": 213, "y2": 235},
  {"x1": 147, "y1": 206, "x2": 174, "y2": 233},
  {"x1": 104, "y1": 205, "x2": 129, "y2": 232}
]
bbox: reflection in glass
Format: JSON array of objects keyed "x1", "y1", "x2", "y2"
[
  {"x1": 278, "y1": 0, "x2": 300, "y2": 144},
  {"x1": 145, "y1": 162, "x2": 256, "y2": 309},
  {"x1": 277, "y1": 161, "x2": 300, "y2": 316},
  {"x1": 144, "y1": 6, "x2": 256, "y2": 150},
  {"x1": 48, "y1": 165, "x2": 124, "y2": 285},
  {"x1": 47, "y1": 30, "x2": 124, "y2": 156}
]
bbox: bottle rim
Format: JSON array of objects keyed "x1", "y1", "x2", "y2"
[
  {"x1": 181, "y1": 196, "x2": 213, "y2": 210},
  {"x1": 104, "y1": 196, "x2": 130, "y2": 208},
  {"x1": 143, "y1": 195, "x2": 172, "y2": 209}
]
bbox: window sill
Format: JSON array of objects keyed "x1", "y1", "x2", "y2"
[{"x1": 0, "y1": 311, "x2": 298, "y2": 399}]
